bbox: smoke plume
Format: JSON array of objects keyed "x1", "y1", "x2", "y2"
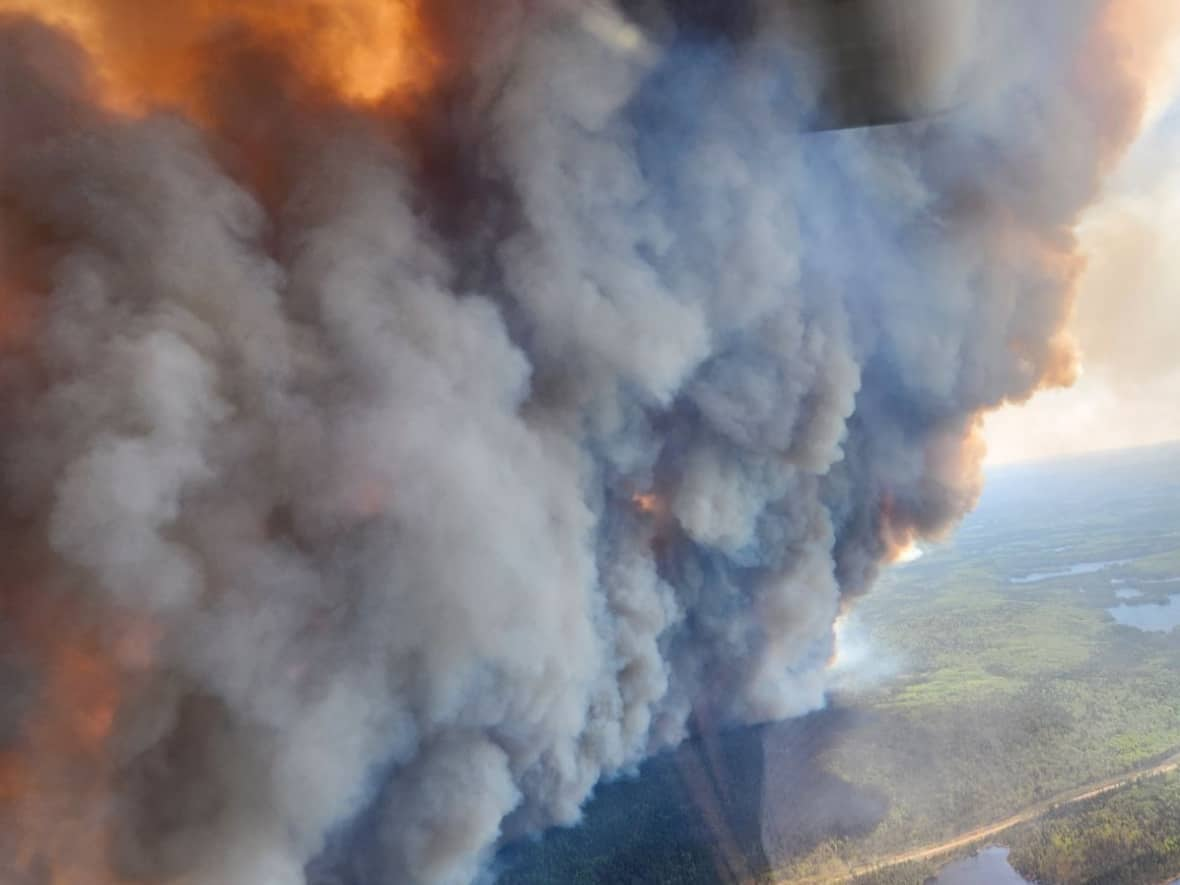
[{"x1": 0, "y1": 1, "x2": 1163, "y2": 882}]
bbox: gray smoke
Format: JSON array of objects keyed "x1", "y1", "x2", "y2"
[{"x1": 0, "y1": 1, "x2": 1156, "y2": 883}]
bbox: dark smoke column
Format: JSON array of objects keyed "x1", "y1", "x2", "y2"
[{"x1": 0, "y1": 1, "x2": 1161, "y2": 883}]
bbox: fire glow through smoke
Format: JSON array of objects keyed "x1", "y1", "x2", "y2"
[
  {"x1": 0, "y1": 2, "x2": 1170, "y2": 883},
  {"x1": 0, "y1": 589, "x2": 141, "y2": 885},
  {"x1": 0, "y1": 0, "x2": 438, "y2": 112},
  {"x1": 632, "y1": 492, "x2": 662, "y2": 515}
]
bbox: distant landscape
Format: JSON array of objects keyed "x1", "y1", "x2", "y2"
[{"x1": 497, "y1": 441, "x2": 1180, "y2": 884}]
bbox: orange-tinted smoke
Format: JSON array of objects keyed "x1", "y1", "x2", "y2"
[
  {"x1": 1094, "y1": 0, "x2": 1180, "y2": 127},
  {"x1": 632, "y1": 492, "x2": 663, "y2": 516},
  {"x1": 0, "y1": 213, "x2": 54, "y2": 356},
  {"x1": 0, "y1": 584, "x2": 158, "y2": 885},
  {"x1": 0, "y1": 0, "x2": 443, "y2": 116},
  {"x1": 979, "y1": 0, "x2": 1180, "y2": 422},
  {"x1": 0, "y1": 0, "x2": 460, "y2": 366}
]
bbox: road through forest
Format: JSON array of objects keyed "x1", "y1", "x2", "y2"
[{"x1": 781, "y1": 748, "x2": 1180, "y2": 883}]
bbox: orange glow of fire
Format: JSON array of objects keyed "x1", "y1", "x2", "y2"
[
  {"x1": 0, "y1": 594, "x2": 157, "y2": 885},
  {"x1": 826, "y1": 610, "x2": 849, "y2": 668},
  {"x1": 0, "y1": 0, "x2": 440, "y2": 114},
  {"x1": 52, "y1": 643, "x2": 119, "y2": 750},
  {"x1": 632, "y1": 492, "x2": 662, "y2": 515},
  {"x1": 888, "y1": 539, "x2": 923, "y2": 565}
]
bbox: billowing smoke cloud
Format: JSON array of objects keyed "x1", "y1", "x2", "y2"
[{"x1": 0, "y1": 1, "x2": 1161, "y2": 882}]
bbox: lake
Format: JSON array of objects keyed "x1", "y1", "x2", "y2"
[
  {"x1": 935, "y1": 846, "x2": 1030, "y2": 884},
  {"x1": 1108, "y1": 593, "x2": 1180, "y2": 632},
  {"x1": 1010, "y1": 558, "x2": 1135, "y2": 584}
]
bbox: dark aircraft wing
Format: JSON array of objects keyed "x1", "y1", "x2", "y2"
[{"x1": 619, "y1": 0, "x2": 972, "y2": 130}]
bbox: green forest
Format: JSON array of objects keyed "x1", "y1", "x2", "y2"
[{"x1": 1007, "y1": 772, "x2": 1180, "y2": 884}]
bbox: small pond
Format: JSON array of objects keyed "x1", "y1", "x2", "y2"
[
  {"x1": 935, "y1": 846, "x2": 1030, "y2": 884},
  {"x1": 1108, "y1": 594, "x2": 1180, "y2": 633}
]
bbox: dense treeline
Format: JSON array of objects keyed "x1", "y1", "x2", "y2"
[
  {"x1": 849, "y1": 772, "x2": 1180, "y2": 885},
  {"x1": 822, "y1": 673, "x2": 1180, "y2": 861},
  {"x1": 1006, "y1": 772, "x2": 1180, "y2": 885}
]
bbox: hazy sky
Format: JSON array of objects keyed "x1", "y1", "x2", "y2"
[{"x1": 985, "y1": 43, "x2": 1180, "y2": 465}]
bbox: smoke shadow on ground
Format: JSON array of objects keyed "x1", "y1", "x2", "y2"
[
  {"x1": 760, "y1": 707, "x2": 890, "y2": 868},
  {"x1": 483, "y1": 705, "x2": 886, "y2": 885}
]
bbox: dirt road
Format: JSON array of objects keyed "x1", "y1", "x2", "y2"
[{"x1": 781, "y1": 749, "x2": 1180, "y2": 883}]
